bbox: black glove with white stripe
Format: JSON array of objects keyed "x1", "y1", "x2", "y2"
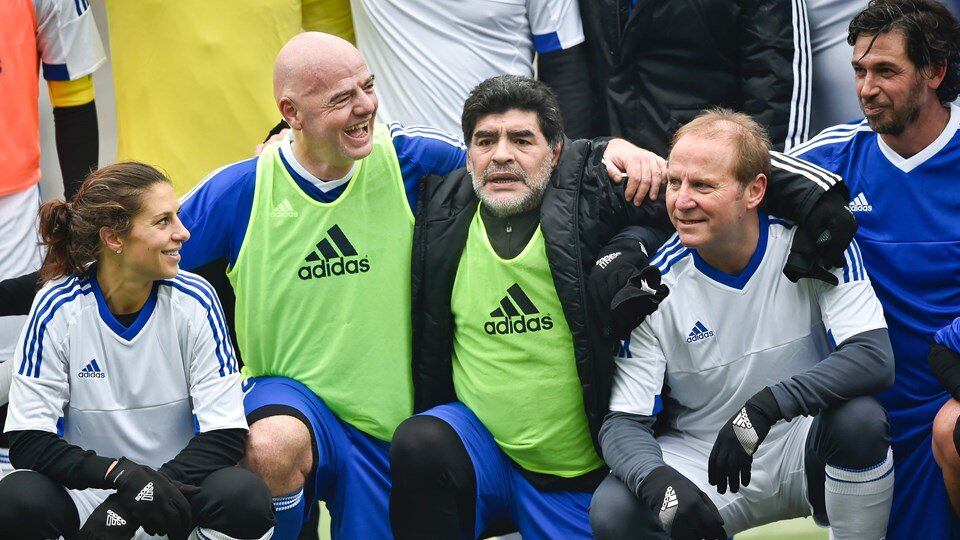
[
  {"x1": 638, "y1": 465, "x2": 726, "y2": 540},
  {"x1": 708, "y1": 387, "x2": 783, "y2": 494},
  {"x1": 106, "y1": 457, "x2": 199, "y2": 537},
  {"x1": 785, "y1": 187, "x2": 857, "y2": 285},
  {"x1": 588, "y1": 239, "x2": 669, "y2": 340},
  {"x1": 78, "y1": 493, "x2": 139, "y2": 540}
]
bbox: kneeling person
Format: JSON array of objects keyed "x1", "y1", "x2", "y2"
[
  {"x1": 0, "y1": 164, "x2": 273, "y2": 539},
  {"x1": 590, "y1": 111, "x2": 895, "y2": 540}
]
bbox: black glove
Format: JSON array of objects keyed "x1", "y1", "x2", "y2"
[
  {"x1": 783, "y1": 228, "x2": 839, "y2": 286},
  {"x1": 638, "y1": 465, "x2": 726, "y2": 540},
  {"x1": 78, "y1": 493, "x2": 139, "y2": 540},
  {"x1": 930, "y1": 342, "x2": 960, "y2": 400},
  {"x1": 588, "y1": 239, "x2": 669, "y2": 340},
  {"x1": 708, "y1": 387, "x2": 782, "y2": 494},
  {"x1": 784, "y1": 184, "x2": 857, "y2": 281},
  {"x1": 106, "y1": 457, "x2": 199, "y2": 537}
]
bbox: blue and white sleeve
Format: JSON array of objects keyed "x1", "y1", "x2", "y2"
[
  {"x1": 817, "y1": 239, "x2": 887, "y2": 345},
  {"x1": 173, "y1": 273, "x2": 246, "y2": 434},
  {"x1": 178, "y1": 158, "x2": 258, "y2": 270},
  {"x1": 609, "y1": 320, "x2": 667, "y2": 416},
  {"x1": 390, "y1": 123, "x2": 467, "y2": 212},
  {"x1": 35, "y1": 0, "x2": 106, "y2": 81},
  {"x1": 6, "y1": 278, "x2": 81, "y2": 435},
  {"x1": 527, "y1": 0, "x2": 585, "y2": 53},
  {"x1": 936, "y1": 317, "x2": 960, "y2": 353}
]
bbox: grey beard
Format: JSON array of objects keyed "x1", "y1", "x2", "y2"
[{"x1": 471, "y1": 152, "x2": 553, "y2": 218}]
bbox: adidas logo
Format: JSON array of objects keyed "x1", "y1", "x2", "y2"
[
  {"x1": 106, "y1": 509, "x2": 126, "y2": 527},
  {"x1": 661, "y1": 486, "x2": 678, "y2": 512},
  {"x1": 483, "y1": 283, "x2": 554, "y2": 335},
  {"x1": 848, "y1": 193, "x2": 873, "y2": 212},
  {"x1": 270, "y1": 198, "x2": 300, "y2": 218},
  {"x1": 78, "y1": 359, "x2": 105, "y2": 379},
  {"x1": 685, "y1": 321, "x2": 715, "y2": 343},
  {"x1": 135, "y1": 482, "x2": 154, "y2": 502},
  {"x1": 732, "y1": 408, "x2": 753, "y2": 430},
  {"x1": 298, "y1": 225, "x2": 370, "y2": 280},
  {"x1": 659, "y1": 486, "x2": 679, "y2": 530}
]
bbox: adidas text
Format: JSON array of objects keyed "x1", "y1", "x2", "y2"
[
  {"x1": 270, "y1": 199, "x2": 299, "y2": 218},
  {"x1": 298, "y1": 257, "x2": 370, "y2": 280},
  {"x1": 686, "y1": 329, "x2": 715, "y2": 343},
  {"x1": 484, "y1": 315, "x2": 554, "y2": 335},
  {"x1": 78, "y1": 371, "x2": 105, "y2": 379}
]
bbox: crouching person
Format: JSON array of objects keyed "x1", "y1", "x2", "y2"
[
  {"x1": 0, "y1": 164, "x2": 274, "y2": 539},
  {"x1": 590, "y1": 110, "x2": 895, "y2": 540}
]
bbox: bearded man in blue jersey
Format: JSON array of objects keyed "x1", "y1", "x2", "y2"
[{"x1": 789, "y1": 1, "x2": 960, "y2": 536}]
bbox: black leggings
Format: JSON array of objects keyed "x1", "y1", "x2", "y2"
[
  {"x1": 590, "y1": 396, "x2": 890, "y2": 539},
  {"x1": 390, "y1": 415, "x2": 480, "y2": 539},
  {"x1": 0, "y1": 466, "x2": 275, "y2": 540}
]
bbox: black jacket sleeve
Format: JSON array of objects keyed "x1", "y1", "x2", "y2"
[
  {"x1": 53, "y1": 100, "x2": 99, "y2": 200},
  {"x1": 600, "y1": 412, "x2": 665, "y2": 494},
  {"x1": 159, "y1": 429, "x2": 247, "y2": 486},
  {"x1": 0, "y1": 271, "x2": 41, "y2": 316},
  {"x1": 539, "y1": 44, "x2": 594, "y2": 140},
  {"x1": 739, "y1": 0, "x2": 811, "y2": 151},
  {"x1": 764, "y1": 151, "x2": 846, "y2": 224},
  {"x1": 7, "y1": 430, "x2": 115, "y2": 490}
]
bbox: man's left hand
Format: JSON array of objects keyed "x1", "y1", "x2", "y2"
[
  {"x1": 602, "y1": 138, "x2": 667, "y2": 205},
  {"x1": 708, "y1": 387, "x2": 782, "y2": 494}
]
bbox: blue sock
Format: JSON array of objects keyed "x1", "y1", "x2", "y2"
[{"x1": 272, "y1": 488, "x2": 306, "y2": 539}]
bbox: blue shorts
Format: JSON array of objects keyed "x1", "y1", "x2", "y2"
[
  {"x1": 885, "y1": 394, "x2": 960, "y2": 539},
  {"x1": 422, "y1": 402, "x2": 593, "y2": 540},
  {"x1": 243, "y1": 377, "x2": 392, "y2": 539}
]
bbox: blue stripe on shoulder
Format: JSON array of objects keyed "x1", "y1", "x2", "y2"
[
  {"x1": 650, "y1": 235, "x2": 683, "y2": 266},
  {"x1": 659, "y1": 248, "x2": 693, "y2": 276},
  {"x1": 175, "y1": 274, "x2": 237, "y2": 374},
  {"x1": 20, "y1": 277, "x2": 79, "y2": 376},
  {"x1": 27, "y1": 279, "x2": 93, "y2": 378},
  {"x1": 161, "y1": 277, "x2": 230, "y2": 377},
  {"x1": 768, "y1": 218, "x2": 795, "y2": 229},
  {"x1": 532, "y1": 32, "x2": 563, "y2": 53}
]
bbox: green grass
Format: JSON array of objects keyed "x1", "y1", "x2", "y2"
[{"x1": 314, "y1": 505, "x2": 828, "y2": 539}]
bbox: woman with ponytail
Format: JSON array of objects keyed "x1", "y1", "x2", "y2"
[{"x1": 0, "y1": 163, "x2": 274, "y2": 540}]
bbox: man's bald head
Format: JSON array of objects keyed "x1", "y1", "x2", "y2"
[
  {"x1": 274, "y1": 32, "x2": 366, "y2": 102},
  {"x1": 272, "y1": 32, "x2": 379, "y2": 175}
]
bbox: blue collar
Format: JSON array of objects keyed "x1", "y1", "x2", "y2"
[
  {"x1": 692, "y1": 212, "x2": 769, "y2": 290},
  {"x1": 277, "y1": 148, "x2": 347, "y2": 203},
  {"x1": 90, "y1": 273, "x2": 159, "y2": 340}
]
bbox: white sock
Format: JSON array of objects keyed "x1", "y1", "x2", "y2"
[{"x1": 825, "y1": 447, "x2": 894, "y2": 540}]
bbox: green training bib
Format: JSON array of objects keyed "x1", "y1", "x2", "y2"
[
  {"x1": 450, "y1": 209, "x2": 604, "y2": 476},
  {"x1": 228, "y1": 126, "x2": 414, "y2": 441}
]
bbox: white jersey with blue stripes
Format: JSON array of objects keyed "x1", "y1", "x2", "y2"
[
  {"x1": 609, "y1": 214, "x2": 886, "y2": 445},
  {"x1": 5, "y1": 271, "x2": 246, "y2": 468}
]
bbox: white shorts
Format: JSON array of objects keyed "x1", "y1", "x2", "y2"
[
  {"x1": 658, "y1": 415, "x2": 816, "y2": 535},
  {"x1": 0, "y1": 186, "x2": 44, "y2": 363}
]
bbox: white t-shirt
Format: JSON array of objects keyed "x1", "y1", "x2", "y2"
[
  {"x1": 6, "y1": 271, "x2": 246, "y2": 468},
  {"x1": 610, "y1": 214, "x2": 886, "y2": 445},
  {"x1": 352, "y1": 0, "x2": 584, "y2": 135}
]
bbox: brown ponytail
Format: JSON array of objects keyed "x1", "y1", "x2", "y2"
[{"x1": 38, "y1": 162, "x2": 172, "y2": 283}]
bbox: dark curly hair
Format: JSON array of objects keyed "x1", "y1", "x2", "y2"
[
  {"x1": 461, "y1": 75, "x2": 564, "y2": 148},
  {"x1": 849, "y1": 0, "x2": 960, "y2": 103}
]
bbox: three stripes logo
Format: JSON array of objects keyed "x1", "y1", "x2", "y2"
[
  {"x1": 685, "y1": 321, "x2": 715, "y2": 343},
  {"x1": 105, "y1": 510, "x2": 126, "y2": 527},
  {"x1": 298, "y1": 225, "x2": 370, "y2": 280},
  {"x1": 270, "y1": 198, "x2": 300, "y2": 218},
  {"x1": 484, "y1": 284, "x2": 554, "y2": 335},
  {"x1": 848, "y1": 192, "x2": 873, "y2": 213},
  {"x1": 78, "y1": 359, "x2": 105, "y2": 379},
  {"x1": 135, "y1": 482, "x2": 155, "y2": 502}
]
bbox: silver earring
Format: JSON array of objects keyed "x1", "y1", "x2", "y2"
[{"x1": 116, "y1": 248, "x2": 122, "y2": 254}]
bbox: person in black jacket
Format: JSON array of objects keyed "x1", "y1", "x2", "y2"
[
  {"x1": 389, "y1": 75, "x2": 852, "y2": 539},
  {"x1": 579, "y1": 0, "x2": 812, "y2": 155}
]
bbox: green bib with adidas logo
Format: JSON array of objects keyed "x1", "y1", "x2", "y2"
[
  {"x1": 450, "y1": 209, "x2": 604, "y2": 477},
  {"x1": 227, "y1": 125, "x2": 414, "y2": 441}
]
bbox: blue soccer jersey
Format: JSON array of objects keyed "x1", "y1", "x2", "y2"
[{"x1": 791, "y1": 105, "x2": 960, "y2": 539}]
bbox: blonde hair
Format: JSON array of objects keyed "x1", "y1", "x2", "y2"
[{"x1": 671, "y1": 108, "x2": 772, "y2": 185}]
